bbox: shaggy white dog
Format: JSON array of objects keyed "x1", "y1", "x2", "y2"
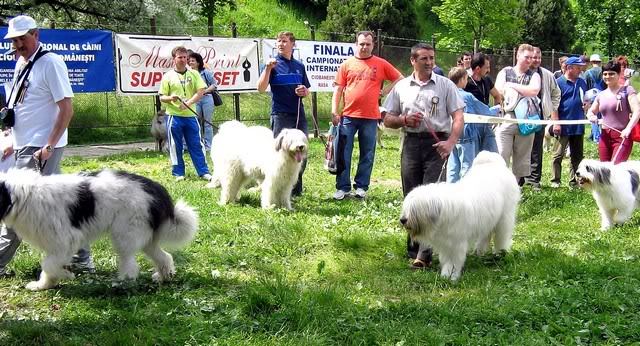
[
  {"x1": 576, "y1": 159, "x2": 640, "y2": 230},
  {"x1": 0, "y1": 169, "x2": 198, "y2": 291},
  {"x1": 399, "y1": 151, "x2": 521, "y2": 281},
  {"x1": 208, "y1": 120, "x2": 308, "y2": 210}
]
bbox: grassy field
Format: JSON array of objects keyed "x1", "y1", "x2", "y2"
[{"x1": 1, "y1": 132, "x2": 639, "y2": 345}]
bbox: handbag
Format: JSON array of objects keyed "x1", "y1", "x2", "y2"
[
  {"x1": 324, "y1": 124, "x2": 346, "y2": 175},
  {"x1": 212, "y1": 91, "x2": 223, "y2": 106},
  {"x1": 514, "y1": 96, "x2": 542, "y2": 136}
]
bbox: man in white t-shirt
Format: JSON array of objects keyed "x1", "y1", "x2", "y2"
[{"x1": 0, "y1": 15, "x2": 94, "y2": 277}]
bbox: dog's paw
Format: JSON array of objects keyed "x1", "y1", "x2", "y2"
[
  {"x1": 26, "y1": 280, "x2": 51, "y2": 291},
  {"x1": 152, "y1": 270, "x2": 175, "y2": 283}
]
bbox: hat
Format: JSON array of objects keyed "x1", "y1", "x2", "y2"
[
  {"x1": 589, "y1": 54, "x2": 602, "y2": 62},
  {"x1": 4, "y1": 15, "x2": 37, "y2": 39},
  {"x1": 565, "y1": 56, "x2": 586, "y2": 66}
]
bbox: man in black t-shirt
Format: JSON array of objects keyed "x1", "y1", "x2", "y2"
[{"x1": 464, "y1": 53, "x2": 502, "y2": 106}]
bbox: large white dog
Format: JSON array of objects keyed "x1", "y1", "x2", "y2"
[
  {"x1": 576, "y1": 159, "x2": 640, "y2": 230},
  {"x1": 0, "y1": 169, "x2": 198, "y2": 291},
  {"x1": 209, "y1": 120, "x2": 308, "y2": 210},
  {"x1": 399, "y1": 151, "x2": 521, "y2": 281}
]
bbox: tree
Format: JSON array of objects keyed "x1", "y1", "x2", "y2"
[
  {"x1": 574, "y1": 0, "x2": 640, "y2": 58},
  {"x1": 433, "y1": 0, "x2": 523, "y2": 49},
  {"x1": 0, "y1": 0, "x2": 145, "y2": 28},
  {"x1": 194, "y1": 0, "x2": 236, "y2": 35},
  {"x1": 519, "y1": 0, "x2": 575, "y2": 51},
  {"x1": 321, "y1": 0, "x2": 417, "y2": 42}
]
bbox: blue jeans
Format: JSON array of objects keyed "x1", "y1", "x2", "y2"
[
  {"x1": 167, "y1": 115, "x2": 210, "y2": 177},
  {"x1": 196, "y1": 94, "x2": 215, "y2": 151},
  {"x1": 271, "y1": 112, "x2": 308, "y2": 196},
  {"x1": 336, "y1": 116, "x2": 378, "y2": 192},
  {"x1": 447, "y1": 123, "x2": 497, "y2": 183}
]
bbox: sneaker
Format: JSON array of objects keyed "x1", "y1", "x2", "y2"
[
  {"x1": 175, "y1": 176, "x2": 185, "y2": 182},
  {"x1": 201, "y1": 173, "x2": 213, "y2": 181},
  {"x1": 353, "y1": 188, "x2": 367, "y2": 199},
  {"x1": 69, "y1": 257, "x2": 96, "y2": 274},
  {"x1": 550, "y1": 182, "x2": 560, "y2": 188},
  {"x1": 333, "y1": 190, "x2": 347, "y2": 200}
]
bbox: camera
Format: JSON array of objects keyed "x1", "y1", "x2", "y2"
[{"x1": 0, "y1": 107, "x2": 15, "y2": 128}]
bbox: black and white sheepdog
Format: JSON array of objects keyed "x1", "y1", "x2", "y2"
[
  {"x1": 399, "y1": 151, "x2": 521, "y2": 281},
  {"x1": 208, "y1": 120, "x2": 308, "y2": 210},
  {"x1": 0, "y1": 169, "x2": 198, "y2": 290},
  {"x1": 576, "y1": 159, "x2": 640, "y2": 230}
]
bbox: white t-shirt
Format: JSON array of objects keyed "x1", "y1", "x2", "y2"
[{"x1": 11, "y1": 45, "x2": 73, "y2": 149}]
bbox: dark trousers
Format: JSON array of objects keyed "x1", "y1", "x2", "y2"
[
  {"x1": 525, "y1": 128, "x2": 544, "y2": 187},
  {"x1": 551, "y1": 134, "x2": 584, "y2": 185},
  {"x1": 271, "y1": 112, "x2": 307, "y2": 196},
  {"x1": 402, "y1": 132, "x2": 448, "y2": 261}
]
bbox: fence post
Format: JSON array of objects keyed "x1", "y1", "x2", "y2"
[
  {"x1": 151, "y1": 16, "x2": 161, "y2": 114},
  {"x1": 231, "y1": 22, "x2": 241, "y2": 121},
  {"x1": 473, "y1": 39, "x2": 478, "y2": 54},
  {"x1": 431, "y1": 34, "x2": 436, "y2": 49},
  {"x1": 310, "y1": 25, "x2": 319, "y2": 138},
  {"x1": 512, "y1": 47, "x2": 516, "y2": 66},
  {"x1": 377, "y1": 28, "x2": 382, "y2": 58},
  {"x1": 551, "y1": 49, "x2": 556, "y2": 73}
]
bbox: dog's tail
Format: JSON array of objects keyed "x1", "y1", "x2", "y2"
[{"x1": 156, "y1": 199, "x2": 199, "y2": 249}]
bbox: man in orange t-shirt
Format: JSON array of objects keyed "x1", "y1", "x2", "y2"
[{"x1": 331, "y1": 31, "x2": 403, "y2": 200}]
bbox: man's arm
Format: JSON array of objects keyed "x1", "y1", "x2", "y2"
[
  {"x1": 506, "y1": 73, "x2": 541, "y2": 97},
  {"x1": 433, "y1": 108, "x2": 463, "y2": 159},
  {"x1": 36, "y1": 97, "x2": 73, "y2": 160},
  {"x1": 489, "y1": 87, "x2": 503, "y2": 105},
  {"x1": 331, "y1": 85, "x2": 344, "y2": 125},
  {"x1": 381, "y1": 75, "x2": 404, "y2": 97},
  {"x1": 257, "y1": 59, "x2": 277, "y2": 92}
]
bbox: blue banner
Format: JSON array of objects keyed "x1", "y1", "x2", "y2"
[{"x1": 0, "y1": 28, "x2": 115, "y2": 93}]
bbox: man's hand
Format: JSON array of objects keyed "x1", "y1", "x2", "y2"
[
  {"x1": 295, "y1": 85, "x2": 308, "y2": 97},
  {"x1": 33, "y1": 146, "x2": 53, "y2": 162},
  {"x1": 433, "y1": 140, "x2": 455, "y2": 159},
  {"x1": 265, "y1": 58, "x2": 277, "y2": 69},
  {"x1": 331, "y1": 113, "x2": 341, "y2": 126},
  {"x1": 404, "y1": 112, "x2": 423, "y2": 128}
]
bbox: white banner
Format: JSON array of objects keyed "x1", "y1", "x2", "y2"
[
  {"x1": 262, "y1": 39, "x2": 354, "y2": 92},
  {"x1": 116, "y1": 34, "x2": 260, "y2": 95}
]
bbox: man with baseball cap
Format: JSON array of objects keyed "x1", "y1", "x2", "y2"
[
  {"x1": 585, "y1": 54, "x2": 605, "y2": 91},
  {"x1": 0, "y1": 15, "x2": 95, "y2": 278}
]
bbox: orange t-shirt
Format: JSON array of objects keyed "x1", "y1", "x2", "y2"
[{"x1": 335, "y1": 55, "x2": 402, "y2": 119}]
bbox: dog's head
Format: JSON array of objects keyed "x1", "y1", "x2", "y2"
[
  {"x1": 399, "y1": 185, "x2": 442, "y2": 239},
  {"x1": 576, "y1": 159, "x2": 612, "y2": 189},
  {"x1": 275, "y1": 129, "x2": 308, "y2": 163}
]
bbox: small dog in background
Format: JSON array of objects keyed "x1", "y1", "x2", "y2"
[
  {"x1": 399, "y1": 151, "x2": 520, "y2": 281},
  {"x1": 576, "y1": 159, "x2": 640, "y2": 230},
  {"x1": 543, "y1": 123, "x2": 555, "y2": 152},
  {"x1": 151, "y1": 109, "x2": 168, "y2": 151}
]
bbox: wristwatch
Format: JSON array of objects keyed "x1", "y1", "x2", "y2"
[{"x1": 44, "y1": 144, "x2": 53, "y2": 153}]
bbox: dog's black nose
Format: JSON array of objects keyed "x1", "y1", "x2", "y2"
[{"x1": 399, "y1": 217, "x2": 407, "y2": 225}]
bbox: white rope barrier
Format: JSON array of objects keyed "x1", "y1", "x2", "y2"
[{"x1": 463, "y1": 113, "x2": 592, "y2": 125}]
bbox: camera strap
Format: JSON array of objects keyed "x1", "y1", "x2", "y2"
[{"x1": 6, "y1": 47, "x2": 50, "y2": 108}]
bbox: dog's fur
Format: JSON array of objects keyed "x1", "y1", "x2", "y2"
[
  {"x1": 208, "y1": 120, "x2": 308, "y2": 210},
  {"x1": 0, "y1": 169, "x2": 198, "y2": 290},
  {"x1": 576, "y1": 159, "x2": 640, "y2": 230},
  {"x1": 151, "y1": 109, "x2": 168, "y2": 151},
  {"x1": 399, "y1": 151, "x2": 521, "y2": 281}
]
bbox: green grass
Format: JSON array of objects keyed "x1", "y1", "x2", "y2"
[{"x1": 1, "y1": 133, "x2": 640, "y2": 344}]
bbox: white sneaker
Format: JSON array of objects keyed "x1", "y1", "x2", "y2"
[
  {"x1": 201, "y1": 173, "x2": 213, "y2": 181},
  {"x1": 333, "y1": 190, "x2": 347, "y2": 200},
  {"x1": 550, "y1": 182, "x2": 560, "y2": 188},
  {"x1": 175, "y1": 176, "x2": 185, "y2": 181},
  {"x1": 354, "y1": 188, "x2": 367, "y2": 199}
]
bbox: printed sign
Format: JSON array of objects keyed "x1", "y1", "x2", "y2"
[
  {"x1": 116, "y1": 34, "x2": 260, "y2": 95},
  {"x1": 262, "y1": 39, "x2": 354, "y2": 92},
  {"x1": 0, "y1": 28, "x2": 115, "y2": 93}
]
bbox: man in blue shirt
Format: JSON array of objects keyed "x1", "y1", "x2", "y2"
[
  {"x1": 551, "y1": 56, "x2": 587, "y2": 188},
  {"x1": 258, "y1": 31, "x2": 311, "y2": 196}
]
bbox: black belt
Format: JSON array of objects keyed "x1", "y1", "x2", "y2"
[{"x1": 405, "y1": 131, "x2": 448, "y2": 138}]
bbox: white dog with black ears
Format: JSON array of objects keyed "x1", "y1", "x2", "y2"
[
  {"x1": 399, "y1": 151, "x2": 521, "y2": 281},
  {"x1": 208, "y1": 120, "x2": 308, "y2": 210},
  {"x1": 576, "y1": 159, "x2": 640, "y2": 230},
  {"x1": 0, "y1": 169, "x2": 198, "y2": 291}
]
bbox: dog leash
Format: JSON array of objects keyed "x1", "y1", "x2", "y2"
[{"x1": 178, "y1": 97, "x2": 219, "y2": 131}]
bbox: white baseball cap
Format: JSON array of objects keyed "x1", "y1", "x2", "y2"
[
  {"x1": 589, "y1": 54, "x2": 602, "y2": 62},
  {"x1": 4, "y1": 15, "x2": 38, "y2": 39}
]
